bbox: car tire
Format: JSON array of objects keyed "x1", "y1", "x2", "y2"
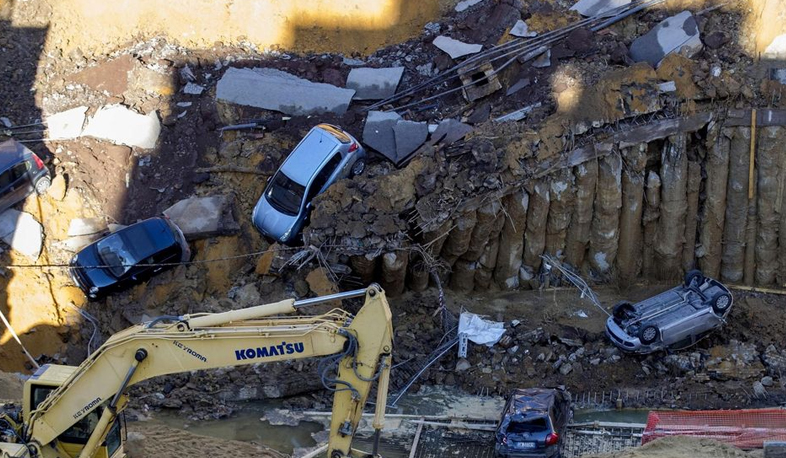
[
  {"x1": 612, "y1": 301, "x2": 634, "y2": 320},
  {"x1": 350, "y1": 158, "x2": 366, "y2": 177},
  {"x1": 34, "y1": 176, "x2": 51, "y2": 195},
  {"x1": 684, "y1": 269, "x2": 704, "y2": 288},
  {"x1": 712, "y1": 293, "x2": 732, "y2": 314},
  {"x1": 639, "y1": 325, "x2": 659, "y2": 345}
]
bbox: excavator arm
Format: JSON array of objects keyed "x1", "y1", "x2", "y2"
[{"x1": 5, "y1": 285, "x2": 392, "y2": 458}]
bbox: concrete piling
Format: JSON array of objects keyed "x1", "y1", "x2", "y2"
[
  {"x1": 654, "y1": 134, "x2": 688, "y2": 281},
  {"x1": 617, "y1": 145, "x2": 646, "y2": 283},
  {"x1": 494, "y1": 189, "x2": 529, "y2": 289},
  {"x1": 589, "y1": 151, "x2": 622, "y2": 276},
  {"x1": 721, "y1": 127, "x2": 751, "y2": 283},
  {"x1": 698, "y1": 126, "x2": 730, "y2": 278},
  {"x1": 565, "y1": 159, "x2": 598, "y2": 271}
]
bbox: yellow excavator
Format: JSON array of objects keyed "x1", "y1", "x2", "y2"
[{"x1": 0, "y1": 284, "x2": 394, "y2": 458}]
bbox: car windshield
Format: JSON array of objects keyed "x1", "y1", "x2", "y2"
[
  {"x1": 265, "y1": 172, "x2": 305, "y2": 216},
  {"x1": 96, "y1": 226, "x2": 158, "y2": 277},
  {"x1": 506, "y1": 417, "x2": 548, "y2": 434}
]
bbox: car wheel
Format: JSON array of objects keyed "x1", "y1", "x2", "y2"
[
  {"x1": 34, "y1": 176, "x2": 51, "y2": 195},
  {"x1": 684, "y1": 269, "x2": 704, "y2": 287},
  {"x1": 712, "y1": 293, "x2": 732, "y2": 314},
  {"x1": 612, "y1": 301, "x2": 634, "y2": 320},
  {"x1": 351, "y1": 158, "x2": 366, "y2": 177},
  {"x1": 639, "y1": 325, "x2": 659, "y2": 345}
]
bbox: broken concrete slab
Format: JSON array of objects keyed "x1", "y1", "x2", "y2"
[
  {"x1": 0, "y1": 209, "x2": 42, "y2": 259},
  {"x1": 629, "y1": 11, "x2": 702, "y2": 67},
  {"x1": 433, "y1": 36, "x2": 483, "y2": 59},
  {"x1": 570, "y1": 0, "x2": 631, "y2": 17},
  {"x1": 455, "y1": 0, "x2": 484, "y2": 12},
  {"x1": 394, "y1": 121, "x2": 429, "y2": 162},
  {"x1": 428, "y1": 119, "x2": 473, "y2": 146},
  {"x1": 510, "y1": 20, "x2": 537, "y2": 38},
  {"x1": 506, "y1": 78, "x2": 531, "y2": 96},
  {"x1": 183, "y1": 83, "x2": 205, "y2": 95},
  {"x1": 362, "y1": 111, "x2": 401, "y2": 161},
  {"x1": 494, "y1": 102, "x2": 542, "y2": 123},
  {"x1": 163, "y1": 195, "x2": 240, "y2": 240},
  {"x1": 46, "y1": 106, "x2": 87, "y2": 140},
  {"x1": 216, "y1": 67, "x2": 355, "y2": 116},
  {"x1": 346, "y1": 67, "x2": 404, "y2": 100},
  {"x1": 532, "y1": 50, "x2": 552, "y2": 68},
  {"x1": 67, "y1": 218, "x2": 107, "y2": 237},
  {"x1": 82, "y1": 105, "x2": 161, "y2": 149},
  {"x1": 59, "y1": 234, "x2": 103, "y2": 253}
]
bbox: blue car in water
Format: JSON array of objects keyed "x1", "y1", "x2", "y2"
[
  {"x1": 69, "y1": 217, "x2": 190, "y2": 299},
  {"x1": 252, "y1": 124, "x2": 366, "y2": 244}
]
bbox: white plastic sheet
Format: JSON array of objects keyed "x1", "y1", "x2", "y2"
[{"x1": 458, "y1": 312, "x2": 505, "y2": 346}]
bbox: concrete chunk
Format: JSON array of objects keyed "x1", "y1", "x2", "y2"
[
  {"x1": 163, "y1": 195, "x2": 240, "y2": 241},
  {"x1": 216, "y1": 67, "x2": 355, "y2": 116},
  {"x1": 570, "y1": 0, "x2": 631, "y2": 17},
  {"x1": 67, "y1": 218, "x2": 107, "y2": 237},
  {"x1": 764, "y1": 35, "x2": 786, "y2": 60},
  {"x1": 394, "y1": 121, "x2": 428, "y2": 162},
  {"x1": 82, "y1": 105, "x2": 161, "y2": 149},
  {"x1": 0, "y1": 209, "x2": 42, "y2": 259},
  {"x1": 46, "y1": 106, "x2": 87, "y2": 140},
  {"x1": 346, "y1": 67, "x2": 404, "y2": 100},
  {"x1": 509, "y1": 20, "x2": 537, "y2": 37},
  {"x1": 433, "y1": 36, "x2": 483, "y2": 59},
  {"x1": 428, "y1": 119, "x2": 473, "y2": 146},
  {"x1": 362, "y1": 111, "x2": 401, "y2": 161},
  {"x1": 455, "y1": 0, "x2": 484, "y2": 12},
  {"x1": 630, "y1": 11, "x2": 703, "y2": 67}
]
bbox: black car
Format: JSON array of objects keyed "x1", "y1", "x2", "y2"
[
  {"x1": 0, "y1": 139, "x2": 51, "y2": 213},
  {"x1": 69, "y1": 217, "x2": 190, "y2": 299},
  {"x1": 495, "y1": 388, "x2": 571, "y2": 458}
]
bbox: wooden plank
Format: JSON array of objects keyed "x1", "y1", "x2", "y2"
[
  {"x1": 409, "y1": 418, "x2": 425, "y2": 458},
  {"x1": 725, "y1": 109, "x2": 786, "y2": 127}
]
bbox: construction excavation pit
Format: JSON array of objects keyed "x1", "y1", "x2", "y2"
[{"x1": 2, "y1": 0, "x2": 786, "y2": 457}]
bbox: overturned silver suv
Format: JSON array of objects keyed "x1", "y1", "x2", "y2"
[{"x1": 606, "y1": 270, "x2": 733, "y2": 354}]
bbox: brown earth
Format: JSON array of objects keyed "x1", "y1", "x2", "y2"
[{"x1": 587, "y1": 436, "x2": 762, "y2": 458}]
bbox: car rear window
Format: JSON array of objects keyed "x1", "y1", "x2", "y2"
[
  {"x1": 266, "y1": 172, "x2": 305, "y2": 216},
  {"x1": 97, "y1": 225, "x2": 162, "y2": 277},
  {"x1": 506, "y1": 417, "x2": 549, "y2": 434}
]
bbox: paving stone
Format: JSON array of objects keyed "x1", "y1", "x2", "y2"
[
  {"x1": 433, "y1": 36, "x2": 483, "y2": 59},
  {"x1": 570, "y1": 0, "x2": 631, "y2": 17},
  {"x1": 629, "y1": 11, "x2": 703, "y2": 67},
  {"x1": 46, "y1": 106, "x2": 86, "y2": 140},
  {"x1": 362, "y1": 111, "x2": 401, "y2": 161},
  {"x1": 82, "y1": 104, "x2": 161, "y2": 149},
  {"x1": 216, "y1": 67, "x2": 355, "y2": 116},
  {"x1": 393, "y1": 120, "x2": 428, "y2": 163},
  {"x1": 163, "y1": 195, "x2": 240, "y2": 240},
  {"x1": 346, "y1": 67, "x2": 404, "y2": 100},
  {"x1": 0, "y1": 209, "x2": 42, "y2": 259}
]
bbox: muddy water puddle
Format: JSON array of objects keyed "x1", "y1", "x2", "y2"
[{"x1": 149, "y1": 387, "x2": 650, "y2": 457}]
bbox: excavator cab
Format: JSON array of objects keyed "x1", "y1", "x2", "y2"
[{"x1": 22, "y1": 366, "x2": 124, "y2": 458}]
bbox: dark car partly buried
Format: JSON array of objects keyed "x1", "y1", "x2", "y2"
[
  {"x1": 606, "y1": 270, "x2": 733, "y2": 354},
  {"x1": 69, "y1": 217, "x2": 190, "y2": 299},
  {"x1": 494, "y1": 388, "x2": 571, "y2": 458},
  {"x1": 0, "y1": 139, "x2": 51, "y2": 213}
]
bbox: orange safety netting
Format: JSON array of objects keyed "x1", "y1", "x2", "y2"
[{"x1": 643, "y1": 409, "x2": 786, "y2": 449}]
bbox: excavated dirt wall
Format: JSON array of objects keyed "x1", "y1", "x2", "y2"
[{"x1": 311, "y1": 121, "x2": 786, "y2": 292}]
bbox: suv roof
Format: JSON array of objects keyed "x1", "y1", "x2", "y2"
[
  {"x1": 0, "y1": 139, "x2": 29, "y2": 170},
  {"x1": 280, "y1": 125, "x2": 343, "y2": 186}
]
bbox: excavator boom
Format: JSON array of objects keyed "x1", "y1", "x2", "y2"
[{"x1": 1, "y1": 285, "x2": 393, "y2": 458}]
